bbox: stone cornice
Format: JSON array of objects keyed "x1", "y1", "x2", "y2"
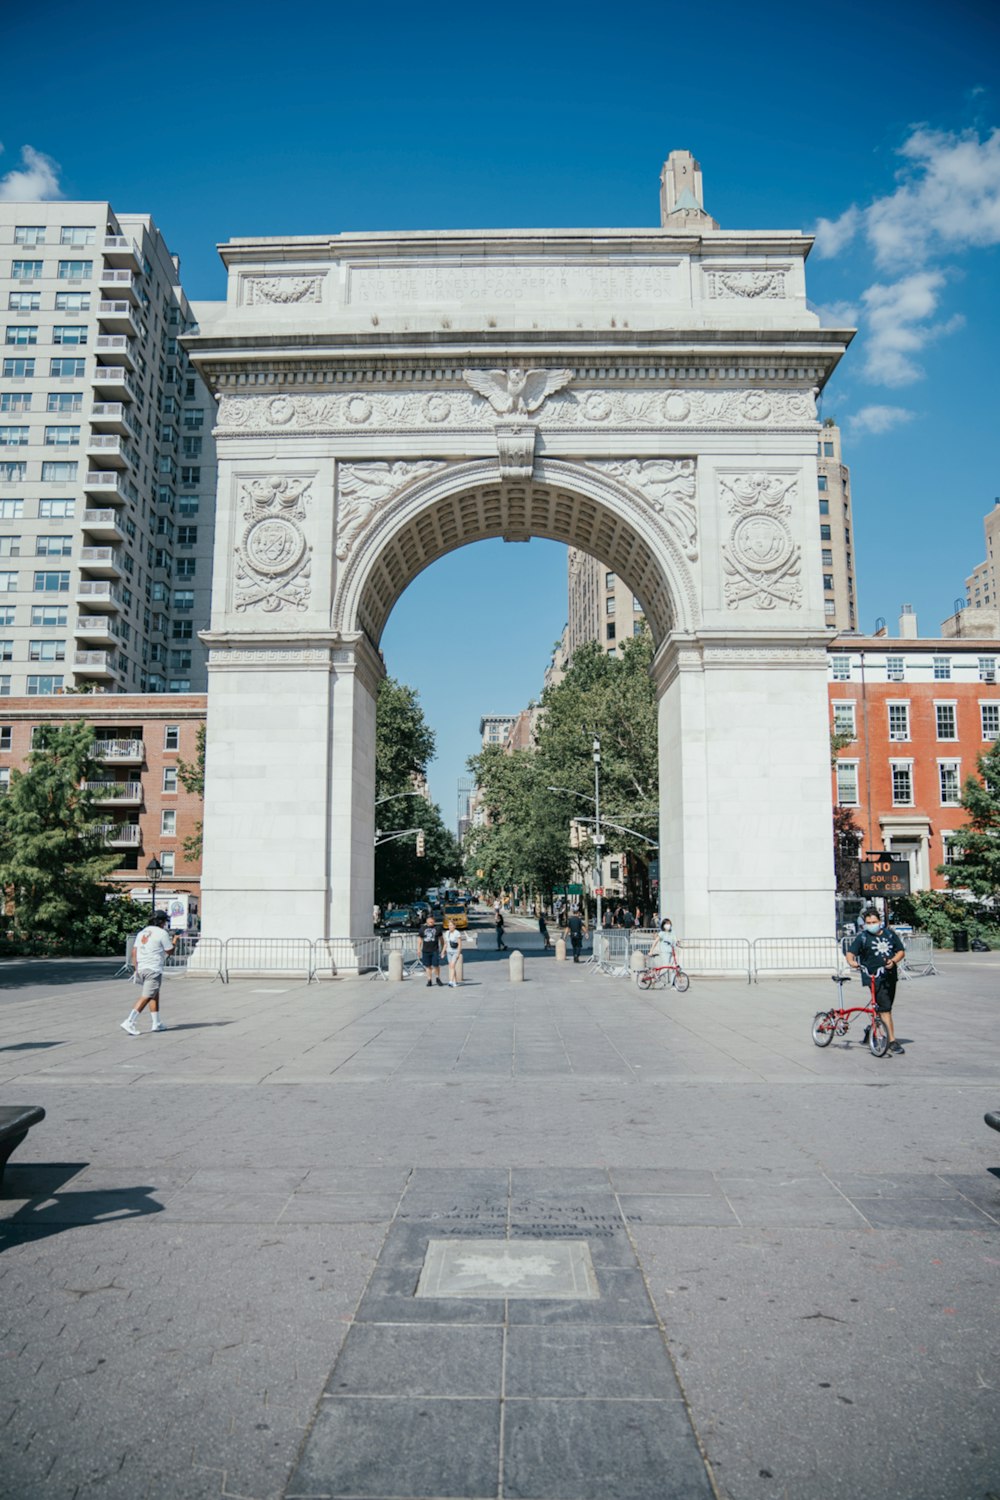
[
  {"x1": 651, "y1": 630, "x2": 831, "y2": 694},
  {"x1": 200, "y1": 629, "x2": 386, "y2": 693}
]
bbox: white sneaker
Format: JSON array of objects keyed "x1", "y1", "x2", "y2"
[
  {"x1": 120, "y1": 1019, "x2": 140, "y2": 1036},
  {"x1": 448, "y1": 980, "x2": 456, "y2": 988},
  {"x1": 151, "y1": 1020, "x2": 167, "y2": 1032}
]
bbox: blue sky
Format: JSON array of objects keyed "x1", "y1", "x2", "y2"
[{"x1": 3, "y1": 0, "x2": 998, "y2": 817}]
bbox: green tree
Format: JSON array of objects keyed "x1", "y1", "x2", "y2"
[
  {"x1": 833, "y1": 805, "x2": 861, "y2": 895},
  {"x1": 373, "y1": 676, "x2": 460, "y2": 905},
  {"x1": 463, "y1": 744, "x2": 569, "y2": 905},
  {"x1": 176, "y1": 723, "x2": 206, "y2": 861},
  {"x1": 0, "y1": 721, "x2": 119, "y2": 941},
  {"x1": 938, "y1": 740, "x2": 1000, "y2": 901}
]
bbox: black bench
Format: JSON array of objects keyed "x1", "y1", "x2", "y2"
[
  {"x1": 987, "y1": 1111, "x2": 1000, "y2": 1135},
  {"x1": 0, "y1": 1105, "x2": 45, "y2": 1189}
]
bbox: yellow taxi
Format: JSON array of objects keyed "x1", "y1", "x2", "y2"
[{"x1": 442, "y1": 903, "x2": 468, "y2": 931}]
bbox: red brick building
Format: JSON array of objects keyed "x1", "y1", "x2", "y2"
[
  {"x1": 828, "y1": 630, "x2": 999, "y2": 891},
  {"x1": 0, "y1": 693, "x2": 206, "y2": 906}
]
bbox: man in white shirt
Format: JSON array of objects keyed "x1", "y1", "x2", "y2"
[{"x1": 121, "y1": 911, "x2": 175, "y2": 1035}]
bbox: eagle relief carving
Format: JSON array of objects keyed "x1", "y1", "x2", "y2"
[
  {"x1": 463, "y1": 366, "x2": 573, "y2": 415},
  {"x1": 234, "y1": 476, "x2": 312, "y2": 614}
]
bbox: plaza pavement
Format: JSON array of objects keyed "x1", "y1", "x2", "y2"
[{"x1": 1, "y1": 918, "x2": 999, "y2": 1500}]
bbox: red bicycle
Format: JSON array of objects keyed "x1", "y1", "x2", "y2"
[
  {"x1": 637, "y1": 957, "x2": 690, "y2": 993},
  {"x1": 812, "y1": 972, "x2": 889, "y2": 1057}
]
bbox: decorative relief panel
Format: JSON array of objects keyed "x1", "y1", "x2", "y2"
[
  {"x1": 706, "y1": 270, "x2": 787, "y2": 299},
  {"x1": 719, "y1": 472, "x2": 801, "y2": 611},
  {"x1": 336, "y1": 461, "x2": 447, "y2": 561},
  {"x1": 463, "y1": 367, "x2": 573, "y2": 415},
  {"x1": 242, "y1": 275, "x2": 325, "y2": 305},
  {"x1": 347, "y1": 263, "x2": 679, "y2": 304},
  {"x1": 588, "y1": 459, "x2": 698, "y2": 561},
  {"x1": 209, "y1": 647, "x2": 330, "y2": 663},
  {"x1": 234, "y1": 476, "x2": 313, "y2": 614},
  {"x1": 216, "y1": 386, "x2": 817, "y2": 434}
]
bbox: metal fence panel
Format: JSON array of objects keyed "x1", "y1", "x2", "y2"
[
  {"x1": 674, "y1": 938, "x2": 753, "y2": 982},
  {"x1": 223, "y1": 937, "x2": 316, "y2": 981},
  {"x1": 315, "y1": 936, "x2": 383, "y2": 975},
  {"x1": 899, "y1": 932, "x2": 936, "y2": 978},
  {"x1": 167, "y1": 935, "x2": 226, "y2": 981},
  {"x1": 751, "y1": 936, "x2": 845, "y2": 980}
]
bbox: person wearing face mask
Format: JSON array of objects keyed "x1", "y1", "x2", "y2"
[
  {"x1": 846, "y1": 907, "x2": 906, "y2": 1054},
  {"x1": 647, "y1": 917, "x2": 677, "y2": 967}
]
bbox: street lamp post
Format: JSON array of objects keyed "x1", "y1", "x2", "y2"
[
  {"x1": 592, "y1": 735, "x2": 603, "y2": 935},
  {"x1": 145, "y1": 855, "x2": 163, "y2": 918}
]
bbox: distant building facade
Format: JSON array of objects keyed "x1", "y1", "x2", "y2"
[{"x1": 479, "y1": 713, "x2": 516, "y2": 748}]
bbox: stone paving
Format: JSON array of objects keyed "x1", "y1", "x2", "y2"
[{"x1": 1, "y1": 928, "x2": 999, "y2": 1499}]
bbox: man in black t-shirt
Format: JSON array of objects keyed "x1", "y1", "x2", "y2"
[
  {"x1": 421, "y1": 915, "x2": 444, "y2": 987},
  {"x1": 566, "y1": 910, "x2": 586, "y2": 963},
  {"x1": 847, "y1": 908, "x2": 906, "y2": 1054}
]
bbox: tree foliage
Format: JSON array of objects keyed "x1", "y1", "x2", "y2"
[
  {"x1": 833, "y1": 805, "x2": 861, "y2": 895},
  {"x1": 938, "y1": 740, "x2": 1000, "y2": 901},
  {"x1": 374, "y1": 676, "x2": 460, "y2": 905},
  {"x1": 0, "y1": 721, "x2": 120, "y2": 940},
  {"x1": 177, "y1": 723, "x2": 206, "y2": 861},
  {"x1": 463, "y1": 745, "x2": 569, "y2": 898}
]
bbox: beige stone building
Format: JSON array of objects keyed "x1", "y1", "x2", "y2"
[{"x1": 0, "y1": 202, "x2": 216, "y2": 698}]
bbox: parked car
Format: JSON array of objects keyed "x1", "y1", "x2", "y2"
[
  {"x1": 383, "y1": 907, "x2": 419, "y2": 933},
  {"x1": 442, "y1": 903, "x2": 468, "y2": 931}
]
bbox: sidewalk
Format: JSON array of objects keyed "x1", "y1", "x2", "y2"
[{"x1": 1, "y1": 948, "x2": 998, "y2": 1499}]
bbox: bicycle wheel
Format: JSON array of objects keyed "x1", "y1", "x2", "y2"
[
  {"x1": 673, "y1": 969, "x2": 691, "y2": 993},
  {"x1": 870, "y1": 1019, "x2": 890, "y2": 1057},
  {"x1": 637, "y1": 969, "x2": 655, "y2": 990},
  {"x1": 812, "y1": 1011, "x2": 836, "y2": 1047}
]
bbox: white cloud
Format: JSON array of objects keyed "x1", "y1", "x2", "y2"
[
  {"x1": 813, "y1": 205, "x2": 861, "y2": 259},
  {"x1": 846, "y1": 405, "x2": 917, "y2": 437},
  {"x1": 867, "y1": 126, "x2": 1000, "y2": 267},
  {"x1": 859, "y1": 270, "x2": 964, "y2": 385},
  {"x1": 0, "y1": 144, "x2": 63, "y2": 203},
  {"x1": 813, "y1": 298, "x2": 859, "y2": 327}
]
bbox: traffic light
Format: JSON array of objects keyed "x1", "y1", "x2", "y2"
[
  {"x1": 569, "y1": 820, "x2": 580, "y2": 848},
  {"x1": 416, "y1": 830, "x2": 426, "y2": 857}
]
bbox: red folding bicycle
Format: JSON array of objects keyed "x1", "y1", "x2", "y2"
[{"x1": 812, "y1": 971, "x2": 889, "y2": 1057}]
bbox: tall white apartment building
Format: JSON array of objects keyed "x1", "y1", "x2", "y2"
[{"x1": 0, "y1": 203, "x2": 216, "y2": 698}]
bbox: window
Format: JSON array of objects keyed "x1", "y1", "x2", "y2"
[
  {"x1": 2, "y1": 358, "x2": 35, "y2": 378},
  {"x1": 831, "y1": 655, "x2": 851, "y2": 681},
  {"x1": 8, "y1": 291, "x2": 40, "y2": 312},
  {"x1": 44, "y1": 425, "x2": 80, "y2": 446},
  {"x1": 819, "y1": 498, "x2": 829, "y2": 515},
  {"x1": 49, "y1": 358, "x2": 85, "y2": 377},
  {"x1": 0, "y1": 607, "x2": 13, "y2": 625},
  {"x1": 183, "y1": 410, "x2": 204, "y2": 429},
  {"x1": 26, "y1": 675, "x2": 63, "y2": 695},
  {"x1": 46, "y1": 392, "x2": 82, "y2": 413},
  {"x1": 162, "y1": 767, "x2": 178, "y2": 793},
  {"x1": 161, "y1": 809, "x2": 177, "y2": 837},
  {"x1": 30, "y1": 604, "x2": 66, "y2": 626},
  {"x1": 171, "y1": 619, "x2": 193, "y2": 640},
  {"x1": 823, "y1": 441, "x2": 835, "y2": 457},
  {"x1": 887, "y1": 703, "x2": 910, "y2": 741},
  {"x1": 32, "y1": 571, "x2": 69, "y2": 592},
  {"x1": 978, "y1": 657, "x2": 996, "y2": 684},
  {"x1": 35, "y1": 536, "x2": 72, "y2": 556},
  {"x1": 0, "y1": 639, "x2": 11, "y2": 660},
  {"x1": 180, "y1": 466, "x2": 200, "y2": 486},
  {"x1": 886, "y1": 656, "x2": 904, "y2": 682},
  {"x1": 0, "y1": 499, "x2": 23, "y2": 518},
  {"x1": 832, "y1": 703, "x2": 856, "y2": 737},
  {"x1": 939, "y1": 762, "x2": 961, "y2": 805},
  {"x1": 822, "y1": 574, "x2": 834, "y2": 591},
  {"x1": 0, "y1": 426, "x2": 29, "y2": 446},
  {"x1": 13, "y1": 227, "x2": 45, "y2": 246},
  {"x1": 605, "y1": 597, "x2": 615, "y2": 615},
  {"x1": 52, "y1": 326, "x2": 87, "y2": 346},
  {"x1": 159, "y1": 851, "x2": 176, "y2": 876},
  {"x1": 29, "y1": 640, "x2": 65, "y2": 661},
  {"x1": 177, "y1": 525, "x2": 197, "y2": 547},
  {"x1": 820, "y1": 524, "x2": 831, "y2": 540},
  {"x1": 0, "y1": 573, "x2": 17, "y2": 592},
  {"x1": 0, "y1": 395, "x2": 30, "y2": 416},
  {"x1": 5, "y1": 326, "x2": 37, "y2": 345},
  {"x1": 891, "y1": 762, "x2": 913, "y2": 806},
  {"x1": 10, "y1": 260, "x2": 43, "y2": 280},
  {"x1": 38, "y1": 498, "x2": 74, "y2": 518},
  {"x1": 164, "y1": 724, "x2": 180, "y2": 750},
  {"x1": 57, "y1": 260, "x2": 93, "y2": 280},
  {"x1": 981, "y1": 703, "x2": 1000, "y2": 741},
  {"x1": 175, "y1": 557, "x2": 196, "y2": 579},
  {"x1": 824, "y1": 599, "x2": 837, "y2": 617},
  {"x1": 822, "y1": 549, "x2": 833, "y2": 566},
  {"x1": 41, "y1": 461, "x2": 77, "y2": 481},
  {"x1": 0, "y1": 768, "x2": 8, "y2": 793},
  {"x1": 170, "y1": 649, "x2": 192, "y2": 671},
  {"x1": 0, "y1": 677, "x2": 8, "y2": 696},
  {"x1": 181, "y1": 436, "x2": 201, "y2": 457},
  {"x1": 817, "y1": 475, "x2": 828, "y2": 492},
  {"x1": 0, "y1": 537, "x2": 20, "y2": 556},
  {"x1": 178, "y1": 497, "x2": 199, "y2": 517},
  {"x1": 173, "y1": 590, "x2": 194, "y2": 612},
  {"x1": 606, "y1": 623, "x2": 616, "y2": 641},
  {"x1": 941, "y1": 832, "x2": 960, "y2": 865},
  {"x1": 836, "y1": 761, "x2": 859, "y2": 805},
  {"x1": 0, "y1": 726, "x2": 9, "y2": 749},
  {"x1": 935, "y1": 703, "x2": 957, "y2": 740},
  {"x1": 54, "y1": 292, "x2": 90, "y2": 312},
  {"x1": 60, "y1": 227, "x2": 95, "y2": 246},
  {"x1": 933, "y1": 656, "x2": 951, "y2": 681}
]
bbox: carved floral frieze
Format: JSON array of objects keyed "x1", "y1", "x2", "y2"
[
  {"x1": 234, "y1": 476, "x2": 313, "y2": 614},
  {"x1": 242, "y1": 275, "x2": 325, "y2": 305},
  {"x1": 719, "y1": 472, "x2": 801, "y2": 611},
  {"x1": 707, "y1": 270, "x2": 786, "y2": 299},
  {"x1": 216, "y1": 386, "x2": 817, "y2": 434},
  {"x1": 336, "y1": 461, "x2": 447, "y2": 561},
  {"x1": 588, "y1": 459, "x2": 698, "y2": 561}
]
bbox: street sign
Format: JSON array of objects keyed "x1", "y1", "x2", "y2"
[
  {"x1": 553, "y1": 883, "x2": 583, "y2": 896},
  {"x1": 594, "y1": 887, "x2": 604, "y2": 897},
  {"x1": 860, "y1": 857, "x2": 911, "y2": 897}
]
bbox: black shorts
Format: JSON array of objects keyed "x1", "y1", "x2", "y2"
[
  {"x1": 422, "y1": 946, "x2": 441, "y2": 967},
  {"x1": 863, "y1": 970, "x2": 897, "y2": 1011}
]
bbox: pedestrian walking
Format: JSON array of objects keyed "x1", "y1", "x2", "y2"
[
  {"x1": 846, "y1": 907, "x2": 906, "y2": 1054},
  {"x1": 538, "y1": 912, "x2": 552, "y2": 950},
  {"x1": 565, "y1": 909, "x2": 586, "y2": 963},
  {"x1": 121, "y1": 911, "x2": 174, "y2": 1035},
  {"x1": 421, "y1": 912, "x2": 444, "y2": 988},
  {"x1": 646, "y1": 917, "x2": 677, "y2": 965},
  {"x1": 495, "y1": 909, "x2": 507, "y2": 950},
  {"x1": 444, "y1": 918, "x2": 463, "y2": 987}
]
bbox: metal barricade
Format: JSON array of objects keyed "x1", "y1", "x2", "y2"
[
  {"x1": 674, "y1": 938, "x2": 753, "y2": 983},
  {"x1": 223, "y1": 937, "x2": 316, "y2": 982},
  {"x1": 314, "y1": 936, "x2": 383, "y2": 977},
  {"x1": 751, "y1": 936, "x2": 845, "y2": 981},
  {"x1": 377, "y1": 931, "x2": 424, "y2": 979},
  {"x1": 167, "y1": 934, "x2": 226, "y2": 982},
  {"x1": 899, "y1": 931, "x2": 937, "y2": 978}
]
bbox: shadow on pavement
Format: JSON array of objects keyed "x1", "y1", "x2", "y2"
[
  {"x1": 0, "y1": 1161, "x2": 164, "y2": 1249},
  {"x1": 0, "y1": 958, "x2": 120, "y2": 989}
]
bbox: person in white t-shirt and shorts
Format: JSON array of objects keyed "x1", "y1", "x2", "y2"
[{"x1": 121, "y1": 911, "x2": 175, "y2": 1035}]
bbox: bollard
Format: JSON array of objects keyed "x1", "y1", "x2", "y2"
[
  {"x1": 455, "y1": 952, "x2": 464, "y2": 984},
  {"x1": 509, "y1": 949, "x2": 524, "y2": 983},
  {"x1": 630, "y1": 950, "x2": 646, "y2": 981},
  {"x1": 388, "y1": 950, "x2": 404, "y2": 982},
  {"x1": 555, "y1": 936, "x2": 567, "y2": 962}
]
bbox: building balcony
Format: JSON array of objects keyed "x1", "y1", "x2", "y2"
[
  {"x1": 96, "y1": 300, "x2": 138, "y2": 336},
  {"x1": 99, "y1": 821, "x2": 142, "y2": 848},
  {"x1": 98, "y1": 267, "x2": 139, "y2": 302},
  {"x1": 74, "y1": 614, "x2": 117, "y2": 645},
  {"x1": 95, "y1": 335, "x2": 136, "y2": 371},
  {"x1": 81, "y1": 509, "x2": 124, "y2": 542},
  {"x1": 73, "y1": 650, "x2": 117, "y2": 679},
  {"x1": 102, "y1": 236, "x2": 141, "y2": 270},
  {"x1": 91, "y1": 738, "x2": 144, "y2": 764},
  {"x1": 80, "y1": 546, "x2": 123, "y2": 579},
  {"x1": 86, "y1": 433, "x2": 127, "y2": 468},
  {"x1": 75, "y1": 579, "x2": 122, "y2": 612},
  {"x1": 90, "y1": 402, "x2": 130, "y2": 435},
  {"x1": 84, "y1": 780, "x2": 142, "y2": 806},
  {"x1": 90, "y1": 366, "x2": 137, "y2": 401},
  {"x1": 83, "y1": 471, "x2": 129, "y2": 504}
]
